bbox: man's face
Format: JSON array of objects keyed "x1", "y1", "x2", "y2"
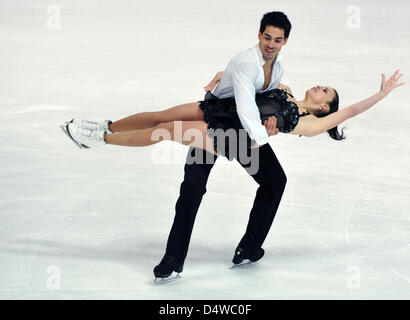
[{"x1": 258, "y1": 26, "x2": 288, "y2": 61}]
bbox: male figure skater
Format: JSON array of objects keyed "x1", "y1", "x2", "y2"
[{"x1": 154, "y1": 11, "x2": 292, "y2": 280}]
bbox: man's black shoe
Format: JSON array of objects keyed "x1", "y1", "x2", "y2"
[
  {"x1": 153, "y1": 254, "x2": 183, "y2": 278},
  {"x1": 232, "y1": 247, "x2": 265, "y2": 265}
]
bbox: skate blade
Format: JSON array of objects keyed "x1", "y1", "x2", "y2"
[
  {"x1": 230, "y1": 260, "x2": 253, "y2": 270},
  {"x1": 154, "y1": 273, "x2": 182, "y2": 285},
  {"x1": 60, "y1": 122, "x2": 89, "y2": 149}
]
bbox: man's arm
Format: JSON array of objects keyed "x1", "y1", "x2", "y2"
[{"x1": 232, "y1": 61, "x2": 270, "y2": 146}]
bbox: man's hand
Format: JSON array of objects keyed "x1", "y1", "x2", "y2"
[
  {"x1": 264, "y1": 116, "x2": 279, "y2": 136},
  {"x1": 251, "y1": 117, "x2": 278, "y2": 149}
]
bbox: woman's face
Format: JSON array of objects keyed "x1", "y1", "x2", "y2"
[{"x1": 306, "y1": 85, "x2": 337, "y2": 107}]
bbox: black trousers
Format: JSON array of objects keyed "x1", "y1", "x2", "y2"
[{"x1": 164, "y1": 143, "x2": 287, "y2": 265}]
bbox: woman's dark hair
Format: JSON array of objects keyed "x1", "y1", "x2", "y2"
[
  {"x1": 315, "y1": 89, "x2": 346, "y2": 141},
  {"x1": 260, "y1": 11, "x2": 292, "y2": 39}
]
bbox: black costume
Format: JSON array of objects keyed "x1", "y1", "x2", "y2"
[
  {"x1": 199, "y1": 88, "x2": 309, "y2": 160},
  {"x1": 154, "y1": 89, "x2": 304, "y2": 277}
]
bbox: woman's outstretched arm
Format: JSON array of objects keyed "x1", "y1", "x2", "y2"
[{"x1": 305, "y1": 70, "x2": 405, "y2": 137}]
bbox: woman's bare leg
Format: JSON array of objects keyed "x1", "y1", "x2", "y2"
[
  {"x1": 105, "y1": 120, "x2": 216, "y2": 155},
  {"x1": 109, "y1": 102, "x2": 204, "y2": 132}
]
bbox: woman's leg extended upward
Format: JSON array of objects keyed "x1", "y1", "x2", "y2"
[
  {"x1": 105, "y1": 120, "x2": 214, "y2": 153},
  {"x1": 109, "y1": 102, "x2": 205, "y2": 132},
  {"x1": 104, "y1": 102, "x2": 217, "y2": 154}
]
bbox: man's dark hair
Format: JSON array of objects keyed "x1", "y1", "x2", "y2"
[{"x1": 260, "y1": 11, "x2": 292, "y2": 39}]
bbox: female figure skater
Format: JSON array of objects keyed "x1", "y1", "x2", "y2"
[{"x1": 62, "y1": 70, "x2": 404, "y2": 158}]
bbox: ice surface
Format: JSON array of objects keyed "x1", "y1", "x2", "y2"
[{"x1": 0, "y1": 0, "x2": 409, "y2": 299}]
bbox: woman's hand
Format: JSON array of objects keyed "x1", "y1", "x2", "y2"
[
  {"x1": 380, "y1": 69, "x2": 404, "y2": 97},
  {"x1": 204, "y1": 71, "x2": 224, "y2": 92}
]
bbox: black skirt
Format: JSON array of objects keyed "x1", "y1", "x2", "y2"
[{"x1": 199, "y1": 92, "x2": 253, "y2": 161}]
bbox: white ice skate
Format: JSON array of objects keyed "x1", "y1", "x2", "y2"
[
  {"x1": 60, "y1": 122, "x2": 85, "y2": 149},
  {"x1": 71, "y1": 118, "x2": 113, "y2": 134},
  {"x1": 60, "y1": 121, "x2": 106, "y2": 149}
]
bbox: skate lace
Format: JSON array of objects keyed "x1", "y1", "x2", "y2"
[
  {"x1": 78, "y1": 128, "x2": 92, "y2": 141},
  {"x1": 79, "y1": 119, "x2": 99, "y2": 130},
  {"x1": 77, "y1": 127, "x2": 98, "y2": 143}
]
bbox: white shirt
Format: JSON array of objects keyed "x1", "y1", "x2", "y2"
[{"x1": 212, "y1": 44, "x2": 284, "y2": 145}]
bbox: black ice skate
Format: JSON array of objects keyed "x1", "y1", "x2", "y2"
[
  {"x1": 231, "y1": 247, "x2": 265, "y2": 269},
  {"x1": 153, "y1": 254, "x2": 183, "y2": 284}
]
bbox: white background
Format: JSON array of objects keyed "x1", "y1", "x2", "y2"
[{"x1": 0, "y1": 0, "x2": 409, "y2": 299}]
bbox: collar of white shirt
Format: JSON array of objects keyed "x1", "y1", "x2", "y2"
[{"x1": 254, "y1": 44, "x2": 283, "y2": 67}]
